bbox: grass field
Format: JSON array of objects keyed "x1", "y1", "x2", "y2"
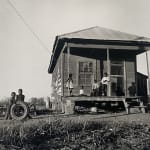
[{"x1": 0, "y1": 113, "x2": 150, "y2": 149}]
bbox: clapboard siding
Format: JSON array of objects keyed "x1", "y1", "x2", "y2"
[
  {"x1": 51, "y1": 48, "x2": 141, "y2": 98},
  {"x1": 51, "y1": 53, "x2": 62, "y2": 96},
  {"x1": 63, "y1": 53, "x2": 99, "y2": 96}
]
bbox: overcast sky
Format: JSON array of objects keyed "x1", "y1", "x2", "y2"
[{"x1": 0, "y1": 0, "x2": 150, "y2": 100}]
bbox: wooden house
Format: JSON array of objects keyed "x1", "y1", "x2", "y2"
[
  {"x1": 137, "y1": 72, "x2": 148, "y2": 96},
  {"x1": 48, "y1": 27, "x2": 150, "y2": 114}
]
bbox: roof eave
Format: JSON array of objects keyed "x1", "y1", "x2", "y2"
[{"x1": 48, "y1": 38, "x2": 150, "y2": 73}]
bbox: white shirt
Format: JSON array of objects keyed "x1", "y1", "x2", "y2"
[
  {"x1": 101, "y1": 76, "x2": 110, "y2": 85},
  {"x1": 92, "y1": 83, "x2": 99, "y2": 89},
  {"x1": 66, "y1": 80, "x2": 73, "y2": 89},
  {"x1": 79, "y1": 89, "x2": 84, "y2": 95}
]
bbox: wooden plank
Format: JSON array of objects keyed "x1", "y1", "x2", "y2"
[
  {"x1": 124, "y1": 61, "x2": 127, "y2": 96},
  {"x1": 64, "y1": 100, "x2": 75, "y2": 114},
  {"x1": 107, "y1": 48, "x2": 111, "y2": 96},
  {"x1": 146, "y1": 51, "x2": 150, "y2": 95},
  {"x1": 67, "y1": 44, "x2": 70, "y2": 96},
  {"x1": 62, "y1": 52, "x2": 64, "y2": 96},
  {"x1": 62, "y1": 96, "x2": 126, "y2": 102},
  {"x1": 68, "y1": 43, "x2": 139, "y2": 50},
  {"x1": 144, "y1": 46, "x2": 150, "y2": 51},
  {"x1": 62, "y1": 43, "x2": 67, "y2": 95},
  {"x1": 122, "y1": 99, "x2": 129, "y2": 114},
  {"x1": 126, "y1": 61, "x2": 136, "y2": 96}
]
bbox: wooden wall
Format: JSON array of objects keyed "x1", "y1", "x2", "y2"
[
  {"x1": 51, "y1": 53, "x2": 62, "y2": 98},
  {"x1": 125, "y1": 60, "x2": 136, "y2": 96},
  {"x1": 63, "y1": 53, "x2": 100, "y2": 96},
  {"x1": 137, "y1": 72, "x2": 148, "y2": 96},
  {"x1": 51, "y1": 48, "x2": 137, "y2": 97}
]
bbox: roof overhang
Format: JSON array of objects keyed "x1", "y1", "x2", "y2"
[{"x1": 48, "y1": 37, "x2": 150, "y2": 73}]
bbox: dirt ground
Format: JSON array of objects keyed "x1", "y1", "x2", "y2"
[
  {"x1": 56, "y1": 112, "x2": 150, "y2": 123},
  {"x1": 1, "y1": 111, "x2": 150, "y2": 125},
  {"x1": 20, "y1": 111, "x2": 150, "y2": 125}
]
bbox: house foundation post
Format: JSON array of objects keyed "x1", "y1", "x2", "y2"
[{"x1": 64, "y1": 99, "x2": 75, "y2": 114}]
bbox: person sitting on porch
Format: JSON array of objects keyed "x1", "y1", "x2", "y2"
[
  {"x1": 116, "y1": 86, "x2": 125, "y2": 96},
  {"x1": 79, "y1": 85, "x2": 86, "y2": 96},
  {"x1": 92, "y1": 80, "x2": 99, "y2": 96},
  {"x1": 101, "y1": 72, "x2": 110, "y2": 96},
  {"x1": 66, "y1": 73, "x2": 74, "y2": 96},
  {"x1": 128, "y1": 82, "x2": 136, "y2": 96}
]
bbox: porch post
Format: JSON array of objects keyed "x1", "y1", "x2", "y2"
[
  {"x1": 107, "y1": 48, "x2": 111, "y2": 96},
  {"x1": 60, "y1": 51, "x2": 65, "y2": 113},
  {"x1": 61, "y1": 43, "x2": 67, "y2": 97},
  {"x1": 146, "y1": 51, "x2": 150, "y2": 95},
  {"x1": 124, "y1": 61, "x2": 127, "y2": 96},
  {"x1": 67, "y1": 44, "x2": 70, "y2": 96}
]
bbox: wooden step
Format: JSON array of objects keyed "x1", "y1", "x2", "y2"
[
  {"x1": 128, "y1": 106, "x2": 147, "y2": 108},
  {"x1": 126, "y1": 105, "x2": 146, "y2": 114}
]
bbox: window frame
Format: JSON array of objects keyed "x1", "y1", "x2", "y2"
[{"x1": 78, "y1": 61, "x2": 93, "y2": 86}]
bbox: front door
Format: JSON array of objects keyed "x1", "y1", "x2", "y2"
[{"x1": 110, "y1": 61, "x2": 125, "y2": 96}]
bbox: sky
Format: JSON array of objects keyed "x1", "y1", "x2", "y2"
[{"x1": 0, "y1": 0, "x2": 150, "y2": 100}]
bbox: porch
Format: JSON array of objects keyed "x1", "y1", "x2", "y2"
[
  {"x1": 63, "y1": 43, "x2": 139, "y2": 97},
  {"x1": 62, "y1": 96, "x2": 147, "y2": 114}
]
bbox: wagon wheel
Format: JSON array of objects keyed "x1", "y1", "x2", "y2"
[{"x1": 10, "y1": 101, "x2": 29, "y2": 120}]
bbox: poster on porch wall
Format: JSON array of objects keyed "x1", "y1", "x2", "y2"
[{"x1": 1, "y1": 0, "x2": 150, "y2": 149}]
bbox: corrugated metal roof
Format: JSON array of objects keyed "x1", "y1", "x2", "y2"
[{"x1": 59, "y1": 26, "x2": 150, "y2": 42}]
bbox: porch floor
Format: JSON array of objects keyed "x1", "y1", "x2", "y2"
[
  {"x1": 62, "y1": 96, "x2": 146, "y2": 114},
  {"x1": 62, "y1": 96, "x2": 142, "y2": 102}
]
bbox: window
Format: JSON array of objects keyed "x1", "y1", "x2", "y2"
[
  {"x1": 111, "y1": 65, "x2": 123, "y2": 75},
  {"x1": 111, "y1": 61, "x2": 124, "y2": 75},
  {"x1": 79, "y1": 62, "x2": 93, "y2": 85}
]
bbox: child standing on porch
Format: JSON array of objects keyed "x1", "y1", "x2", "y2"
[
  {"x1": 66, "y1": 73, "x2": 74, "y2": 96},
  {"x1": 101, "y1": 72, "x2": 110, "y2": 96},
  {"x1": 92, "y1": 80, "x2": 99, "y2": 96},
  {"x1": 79, "y1": 85, "x2": 85, "y2": 96}
]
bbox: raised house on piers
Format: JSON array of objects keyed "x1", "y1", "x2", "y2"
[{"x1": 48, "y1": 27, "x2": 150, "y2": 114}]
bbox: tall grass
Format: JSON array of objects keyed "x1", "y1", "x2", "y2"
[{"x1": 0, "y1": 118, "x2": 150, "y2": 150}]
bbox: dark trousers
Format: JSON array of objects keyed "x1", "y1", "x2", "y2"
[
  {"x1": 93, "y1": 89, "x2": 99, "y2": 96},
  {"x1": 102, "y1": 84, "x2": 107, "y2": 96},
  {"x1": 5, "y1": 104, "x2": 12, "y2": 120}
]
